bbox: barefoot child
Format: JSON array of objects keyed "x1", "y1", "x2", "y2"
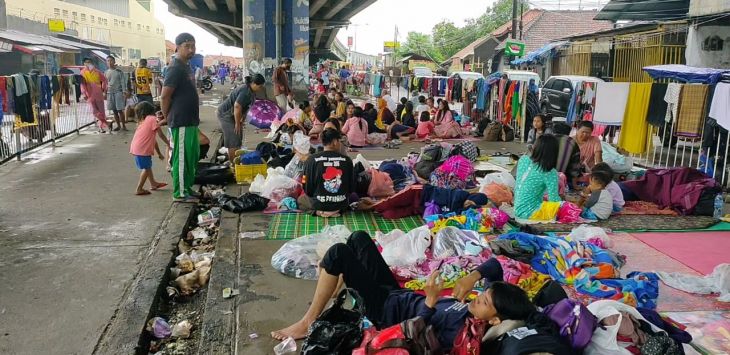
[
  {"x1": 130, "y1": 101, "x2": 169, "y2": 195},
  {"x1": 578, "y1": 168, "x2": 613, "y2": 219}
]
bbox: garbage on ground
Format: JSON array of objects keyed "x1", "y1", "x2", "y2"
[
  {"x1": 567, "y1": 225, "x2": 614, "y2": 249},
  {"x1": 218, "y1": 193, "x2": 270, "y2": 213},
  {"x1": 171, "y1": 320, "x2": 193, "y2": 339},
  {"x1": 146, "y1": 317, "x2": 172, "y2": 339},
  {"x1": 271, "y1": 226, "x2": 352, "y2": 280},
  {"x1": 197, "y1": 207, "x2": 221, "y2": 226},
  {"x1": 174, "y1": 264, "x2": 211, "y2": 296},
  {"x1": 188, "y1": 227, "x2": 209, "y2": 240},
  {"x1": 249, "y1": 333, "x2": 259, "y2": 339},
  {"x1": 240, "y1": 231, "x2": 266, "y2": 239},
  {"x1": 222, "y1": 287, "x2": 240, "y2": 299},
  {"x1": 273, "y1": 336, "x2": 297, "y2": 355}
]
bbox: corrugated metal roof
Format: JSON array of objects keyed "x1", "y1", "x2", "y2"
[{"x1": 0, "y1": 29, "x2": 104, "y2": 51}]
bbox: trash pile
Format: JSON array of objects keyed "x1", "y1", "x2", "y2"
[{"x1": 146, "y1": 185, "x2": 225, "y2": 354}]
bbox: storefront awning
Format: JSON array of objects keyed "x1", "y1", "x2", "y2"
[
  {"x1": 12, "y1": 44, "x2": 65, "y2": 54},
  {"x1": 511, "y1": 41, "x2": 568, "y2": 65},
  {"x1": 643, "y1": 64, "x2": 730, "y2": 84},
  {"x1": 595, "y1": 0, "x2": 690, "y2": 21},
  {"x1": 91, "y1": 50, "x2": 109, "y2": 61}
]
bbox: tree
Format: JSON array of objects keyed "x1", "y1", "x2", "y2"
[
  {"x1": 396, "y1": 31, "x2": 444, "y2": 63},
  {"x1": 432, "y1": 20, "x2": 474, "y2": 60}
]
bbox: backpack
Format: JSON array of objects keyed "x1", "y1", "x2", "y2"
[
  {"x1": 255, "y1": 142, "x2": 279, "y2": 162},
  {"x1": 542, "y1": 298, "x2": 598, "y2": 350},
  {"x1": 484, "y1": 122, "x2": 503, "y2": 142},
  {"x1": 420, "y1": 144, "x2": 442, "y2": 162},
  {"x1": 501, "y1": 124, "x2": 515, "y2": 142},
  {"x1": 693, "y1": 185, "x2": 722, "y2": 216},
  {"x1": 354, "y1": 317, "x2": 442, "y2": 355},
  {"x1": 452, "y1": 141, "x2": 480, "y2": 162},
  {"x1": 451, "y1": 317, "x2": 487, "y2": 355},
  {"x1": 415, "y1": 160, "x2": 439, "y2": 180}
]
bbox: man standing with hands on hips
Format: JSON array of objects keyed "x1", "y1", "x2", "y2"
[
  {"x1": 273, "y1": 58, "x2": 293, "y2": 111},
  {"x1": 160, "y1": 33, "x2": 200, "y2": 203}
]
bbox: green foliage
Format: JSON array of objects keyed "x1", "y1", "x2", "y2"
[{"x1": 398, "y1": 0, "x2": 528, "y2": 64}]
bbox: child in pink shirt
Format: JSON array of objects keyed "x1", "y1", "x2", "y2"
[
  {"x1": 130, "y1": 102, "x2": 169, "y2": 195},
  {"x1": 341, "y1": 104, "x2": 369, "y2": 148},
  {"x1": 416, "y1": 111, "x2": 435, "y2": 139}
]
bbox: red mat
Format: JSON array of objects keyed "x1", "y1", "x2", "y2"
[
  {"x1": 609, "y1": 232, "x2": 730, "y2": 312},
  {"x1": 630, "y1": 231, "x2": 730, "y2": 275}
]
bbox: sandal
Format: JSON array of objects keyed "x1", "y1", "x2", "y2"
[
  {"x1": 151, "y1": 183, "x2": 168, "y2": 191},
  {"x1": 135, "y1": 190, "x2": 151, "y2": 196}
]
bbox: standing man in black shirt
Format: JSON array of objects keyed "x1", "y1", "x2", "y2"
[
  {"x1": 299, "y1": 128, "x2": 354, "y2": 216},
  {"x1": 160, "y1": 33, "x2": 200, "y2": 203}
]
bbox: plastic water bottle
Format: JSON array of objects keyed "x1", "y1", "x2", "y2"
[{"x1": 713, "y1": 194, "x2": 724, "y2": 219}]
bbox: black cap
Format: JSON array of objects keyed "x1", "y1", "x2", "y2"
[{"x1": 175, "y1": 32, "x2": 195, "y2": 46}]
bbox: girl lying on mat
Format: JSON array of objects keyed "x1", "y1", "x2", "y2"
[{"x1": 270, "y1": 231, "x2": 572, "y2": 355}]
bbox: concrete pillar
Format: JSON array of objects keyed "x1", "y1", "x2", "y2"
[{"x1": 0, "y1": 0, "x2": 7, "y2": 30}]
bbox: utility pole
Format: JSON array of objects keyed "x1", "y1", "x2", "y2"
[
  {"x1": 519, "y1": 0, "x2": 524, "y2": 40},
  {"x1": 511, "y1": 0, "x2": 518, "y2": 40}
]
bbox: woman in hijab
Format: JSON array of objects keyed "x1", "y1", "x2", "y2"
[{"x1": 376, "y1": 98, "x2": 395, "y2": 131}]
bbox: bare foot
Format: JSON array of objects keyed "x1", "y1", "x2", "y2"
[{"x1": 271, "y1": 319, "x2": 312, "y2": 341}]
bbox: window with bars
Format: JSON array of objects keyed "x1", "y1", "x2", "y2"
[
  {"x1": 91, "y1": 15, "x2": 95, "y2": 23},
  {"x1": 81, "y1": 14, "x2": 86, "y2": 21},
  {"x1": 72, "y1": 12, "x2": 77, "y2": 20},
  {"x1": 54, "y1": 8, "x2": 60, "y2": 17},
  {"x1": 145, "y1": 25, "x2": 150, "y2": 32},
  {"x1": 114, "y1": 19, "x2": 118, "y2": 26},
  {"x1": 62, "y1": 10, "x2": 68, "y2": 18}
]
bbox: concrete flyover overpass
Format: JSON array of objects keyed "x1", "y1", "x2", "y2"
[
  {"x1": 310, "y1": 0, "x2": 377, "y2": 62},
  {"x1": 163, "y1": 0, "x2": 243, "y2": 47}
]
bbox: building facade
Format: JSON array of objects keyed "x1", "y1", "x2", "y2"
[{"x1": 5, "y1": 0, "x2": 165, "y2": 64}]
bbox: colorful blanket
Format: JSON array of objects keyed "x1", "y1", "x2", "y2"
[{"x1": 497, "y1": 232, "x2": 660, "y2": 309}]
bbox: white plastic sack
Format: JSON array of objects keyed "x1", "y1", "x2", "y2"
[
  {"x1": 601, "y1": 141, "x2": 634, "y2": 174},
  {"x1": 270, "y1": 225, "x2": 352, "y2": 280},
  {"x1": 380, "y1": 226, "x2": 431, "y2": 267},
  {"x1": 354, "y1": 153, "x2": 372, "y2": 171},
  {"x1": 267, "y1": 122, "x2": 281, "y2": 139},
  {"x1": 479, "y1": 172, "x2": 515, "y2": 189},
  {"x1": 374, "y1": 229, "x2": 406, "y2": 248},
  {"x1": 585, "y1": 300, "x2": 665, "y2": 355},
  {"x1": 567, "y1": 225, "x2": 614, "y2": 249},
  {"x1": 656, "y1": 263, "x2": 730, "y2": 302},
  {"x1": 432, "y1": 226, "x2": 484, "y2": 259},
  {"x1": 250, "y1": 174, "x2": 266, "y2": 194},
  {"x1": 261, "y1": 167, "x2": 300, "y2": 203}
]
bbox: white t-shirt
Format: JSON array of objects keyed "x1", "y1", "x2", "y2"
[
  {"x1": 415, "y1": 104, "x2": 429, "y2": 119},
  {"x1": 321, "y1": 70, "x2": 330, "y2": 85}
]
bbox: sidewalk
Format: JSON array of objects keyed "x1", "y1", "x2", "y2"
[{"x1": 0, "y1": 87, "x2": 227, "y2": 354}]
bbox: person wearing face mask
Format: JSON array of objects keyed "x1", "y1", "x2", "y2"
[
  {"x1": 217, "y1": 74, "x2": 266, "y2": 163},
  {"x1": 80, "y1": 58, "x2": 110, "y2": 133}
]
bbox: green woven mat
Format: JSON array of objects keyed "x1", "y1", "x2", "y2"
[
  {"x1": 267, "y1": 211, "x2": 425, "y2": 240},
  {"x1": 526, "y1": 215, "x2": 722, "y2": 233}
]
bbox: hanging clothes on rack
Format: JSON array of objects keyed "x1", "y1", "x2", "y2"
[
  {"x1": 40, "y1": 75, "x2": 52, "y2": 110},
  {"x1": 373, "y1": 74, "x2": 383, "y2": 97},
  {"x1": 565, "y1": 81, "x2": 581, "y2": 123},
  {"x1": 0, "y1": 76, "x2": 7, "y2": 113},
  {"x1": 592, "y1": 82, "x2": 630, "y2": 126},
  {"x1": 645, "y1": 83, "x2": 668, "y2": 127},
  {"x1": 675, "y1": 84, "x2": 709, "y2": 138},
  {"x1": 618, "y1": 83, "x2": 653, "y2": 154},
  {"x1": 709, "y1": 82, "x2": 730, "y2": 131},
  {"x1": 6, "y1": 76, "x2": 15, "y2": 115},
  {"x1": 664, "y1": 83, "x2": 683, "y2": 123},
  {"x1": 12, "y1": 74, "x2": 34, "y2": 124}
]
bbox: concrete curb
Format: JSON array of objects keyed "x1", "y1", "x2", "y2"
[
  {"x1": 197, "y1": 186, "x2": 242, "y2": 354},
  {"x1": 93, "y1": 202, "x2": 194, "y2": 355}
]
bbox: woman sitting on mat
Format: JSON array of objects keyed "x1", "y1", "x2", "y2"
[
  {"x1": 575, "y1": 120, "x2": 603, "y2": 172},
  {"x1": 434, "y1": 100, "x2": 461, "y2": 139},
  {"x1": 513, "y1": 134, "x2": 563, "y2": 221},
  {"x1": 341, "y1": 104, "x2": 369, "y2": 148}
]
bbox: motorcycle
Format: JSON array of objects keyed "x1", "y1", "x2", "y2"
[{"x1": 201, "y1": 75, "x2": 213, "y2": 91}]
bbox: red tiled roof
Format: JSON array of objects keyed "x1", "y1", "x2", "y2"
[
  {"x1": 495, "y1": 10, "x2": 613, "y2": 53},
  {"x1": 491, "y1": 9, "x2": 544, "y2": 38}
]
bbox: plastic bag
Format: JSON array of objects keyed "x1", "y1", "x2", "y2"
[
  {"x1": 567, "y1": 225, "x2": 614, "y2": 249},
  {"x1": 368, "y1": 168, "x2": 395, "y2": 198},
  {"x1": 479, "y1": 171, "x2": 515, "y2": 189},
  {"x1": 423, "y1": 201, "x2": 442, "y2": 218},
  {"x1": 482, "y1": 183, "x2": 513, "y2": 205},
  {"x1": 557, "y1": 202, "x2": 583, "y2": 224},
  {"x1": 261, "y1": 168, "x2": 300, "y2": 203},
  {"x1": 380, "y1": 225, "x2": 431, "y2": 267},
  {"x1": 656, "y1": 263, "x2": 730, "y2": 302},
  {"x1": 354, "y1": 154, "x2": 372, "y2": 171},
  {"x1": 218, "y1": 193, "x2": 270, "y2": 213},
  {"x1": 270, "y1": 226, "x2": 352, "y2": 280},
  {"x1": 432, "y1": 226, "x2": 483, "y2": 259},
  {"x1": 250, "y1": 174, "x2": 266, "y2": 194},
  {"x1": 586, "y1": 300, "x2": 666, "y2": 355}
]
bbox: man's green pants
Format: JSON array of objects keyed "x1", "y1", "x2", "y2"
[{"x1": 171, "y1": 126, "x2": 200, "y2": 199}]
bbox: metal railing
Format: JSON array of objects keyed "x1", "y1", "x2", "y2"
[{"x1": 1, "y1": 97, "x2": 96, "y2": 165}]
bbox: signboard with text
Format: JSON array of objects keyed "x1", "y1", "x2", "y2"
[
  {"x1": 48, "y1": 19, "x2": 65, "y2": 33},
  {"x1": 348, "y1": 37, "x2": 353, "y2": 47},
  {"x1": 383, "y1": 41, "x2": 400, "y2": 53}
]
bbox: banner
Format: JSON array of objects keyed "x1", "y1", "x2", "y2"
[{"x1": 48, "y1": 19, "x2": 65, "y2": 33}]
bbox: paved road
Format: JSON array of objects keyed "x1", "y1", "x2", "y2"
[{"x1": 0, "y1": 86, "x2": 229, "y2": 355}]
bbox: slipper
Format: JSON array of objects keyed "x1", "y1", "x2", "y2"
[
  {"x1": 135, "y1": 190, "x2": 151, "y2": 196},
  {"x1": 151, "y1": 183, "x2": 168, "y2": 191}
]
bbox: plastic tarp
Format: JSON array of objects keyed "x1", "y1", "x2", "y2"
[
  {"x1": 642, "y1": 64, "x2": 730, "y2": 84},
  {"x1": 511, "y1": 41, "x2": 568, "y2": 65}
]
